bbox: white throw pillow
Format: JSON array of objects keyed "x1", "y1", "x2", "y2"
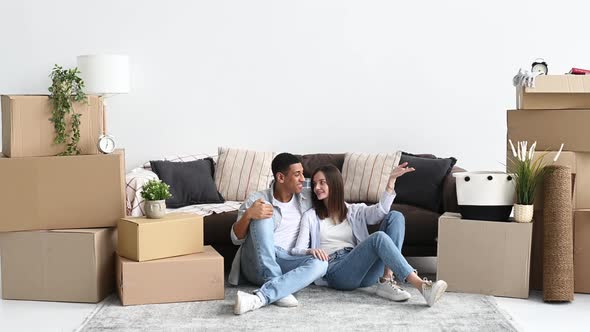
[
  {"x1": 215, "y1": 147, "x2": 275, "y2": 201},
  {"x1": 342, "y1": 151, "x2": 402, "y2": 203}
]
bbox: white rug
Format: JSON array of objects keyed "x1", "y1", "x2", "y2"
[{"x1": 77, "y1": 284, "x2": 517, "y2": 332}]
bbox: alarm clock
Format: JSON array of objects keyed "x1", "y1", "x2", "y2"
[
  {"x1": 97, "y1": 134, "x2": 116, "y2": 154},
  {"x1": 531, "y1": 58, "x2": 548, "y2": 75}
]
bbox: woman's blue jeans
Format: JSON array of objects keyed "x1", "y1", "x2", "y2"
[{"x1": 325, "y1": 211, "x2": 414, "y2": 290}]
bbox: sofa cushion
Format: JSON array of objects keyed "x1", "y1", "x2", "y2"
[
  {"x1": 342, "y1": 152, "x2": 402, "y2": 203},
  {"x1": 215, "y1": 147, "x2": 275, "y2": 201},
  {"x1": 393, "y1": 152, "x2": 457, "y2": 212},
  {"x1": 366, "y1": 203, "x2": 440, "y2": 255},
  {"x1": 150, "y1": 158, "x2": 224, "y2": 208},
  {"x1": 299, "y1": 153, "x2": 345, "y2": 178}
]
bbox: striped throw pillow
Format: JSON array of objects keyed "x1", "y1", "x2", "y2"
[
  {"x1": 215, "y1": 147, "x2": 275, "y2": 201},
  {"x1": 342, "y1": 152, "x2": 402, "y2": 203}
]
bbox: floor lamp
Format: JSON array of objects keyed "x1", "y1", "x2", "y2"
[{"x1": 77, "y1": 54, "x2": 130, "y2": 154}]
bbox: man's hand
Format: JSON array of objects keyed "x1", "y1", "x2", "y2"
[
  {"x1": 386, "y1": 162, "x2": 416, "y2": 193},
  {"x1": 307, "y1": 248, "x2": 329, "y2": 261},
  {"x1": 247, "y1": 198, "x2": 273, "y2": 220}
]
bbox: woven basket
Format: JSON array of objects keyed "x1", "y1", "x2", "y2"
[{"x1": 514, "y1": 204, "x2": 534, "y2": 223}]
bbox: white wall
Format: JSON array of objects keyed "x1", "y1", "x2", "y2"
[{"x1": 1, "y1": 0, "x2": 587, "y2": 171}]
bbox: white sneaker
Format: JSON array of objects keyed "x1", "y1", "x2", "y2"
[
  {"x1": 234, "y1": 291, "x2": 264, "y2": 315},
  {"x1": 273, "y1": 294, "x2": 299, "y2": 307},
  {"x1": 375, "y1": 278, "x2": 412, "y2": 302},
  {"x1": 420, "y1": 278, "x2": 447, "y2": 307}
]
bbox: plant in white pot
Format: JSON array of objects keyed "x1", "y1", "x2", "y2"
[
  {"x1": 140, "y1": 179, "x2": 172, "y2": 219},
  {"x1": 508, "y1": 140, "x2": 563, "y2": 222}
]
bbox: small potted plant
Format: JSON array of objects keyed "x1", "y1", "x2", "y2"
[
  {"x1": 140, "y1": 179, "x2": 172, "y2": 219},
  {"x1": 508, "y1": 140, "x2": 563, "y2": 222}
]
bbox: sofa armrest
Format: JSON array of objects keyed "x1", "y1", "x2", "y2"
[
  {"x1": 125, "y1": 168, "x2": 159, "y2": 217},
  {"x1": 441, "y1": 166, "x2": 466, "y2": 213}
]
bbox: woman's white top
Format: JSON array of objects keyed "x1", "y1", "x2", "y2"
[{"x1": 319, "y1": 218, "x2": 355, "y2": 255}]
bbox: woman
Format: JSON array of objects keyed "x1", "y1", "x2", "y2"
[{"x1": 291, "y1": 163, "x2": 447, "y2": 306}]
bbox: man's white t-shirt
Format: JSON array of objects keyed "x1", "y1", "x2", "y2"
[{"x1": 274, "y1": 196, "x2": 302, "y2": 250}]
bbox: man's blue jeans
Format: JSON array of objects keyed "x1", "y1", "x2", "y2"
[
  {"x1": 324, "y1": 211, "x2": 414, "y2": 290},
  {"x1": 240, "y1": 217, "x2": 328, "y2": 304}
]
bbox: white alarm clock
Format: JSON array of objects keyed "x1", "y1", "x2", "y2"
[{"x1": 97, "y1": 134, "x2": 116, "y2": 154}]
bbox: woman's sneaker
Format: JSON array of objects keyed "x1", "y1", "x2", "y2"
[
  {"x1": 419, "y1": 278, "x2": 447, "y2": 307},
  {"x1": 273, "y1": 294, "x2": 299, "y2": 307},
  {"x1": 375, "y1": 278, "x2": 411, "y2": 302}
]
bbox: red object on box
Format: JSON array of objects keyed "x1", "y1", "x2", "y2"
[{"x1": 569, "y1": 68, "x2": 590, "y2": 75}]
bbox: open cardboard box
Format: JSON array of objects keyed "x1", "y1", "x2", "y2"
[{"x1": 437, "y1": 213, "x2": 532, "y2": 298}]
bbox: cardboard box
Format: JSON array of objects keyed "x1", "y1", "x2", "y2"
[
  {"x1": 0, "y1": 228, "x2": 116, "y2": 303},
  {"x1": 118, "y1": 213, "x2": 204, "y2": 261},
  {"x1": 507, "y1": 109, "x2": 590, "y2": 152},
  {"x1": 116, "y1": 245, "x2": 224, "y2": 305},
  {"x1": 0, "y1": 150, "x2": 125, "y2": 232},
  {"x1": 1, "y1": 95, "x2": 104, "y2": 157},
  {"x1": 437, "y1": 213, "x2": 532, "y2": 298},
  {"x1": 527, "y1": 151, "x2": 580, "y2": 209},
  {"x1": 516, "y1": 75, "x2": 590, "y2": 109},
  {"x1": 574, "y1": 210, "x2": 590, "y2": 293},
  {"x1": 529, "y1": 210, "x2": 544, "y2": 290}
]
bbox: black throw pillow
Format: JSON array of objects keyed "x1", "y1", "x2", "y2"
[
  {"x1": 393, "y1": 152, "x2": 457, "y2": 213},
  {"x1": 149, "y1": 158, "x2": 225, "y2": 208}
]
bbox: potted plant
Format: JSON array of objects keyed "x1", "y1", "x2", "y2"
[
  {"x1": 140, "y1": 180, "x2": 172, "y2": 219},
  {"x1": 507, "y1": 140, "x2": 563, "y2": 222},
  {"x1": 48, "y1": 64, "x2": 87, "y2": 156}
]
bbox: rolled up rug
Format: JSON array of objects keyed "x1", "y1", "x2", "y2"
[{"x1": 543, "y1": 165, "x2": 574, "y2": 302}]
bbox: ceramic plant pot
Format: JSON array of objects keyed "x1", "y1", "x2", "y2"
[
  {"x1": 145, "y1": 200, "x2": 166, "y2": 219},
  {"x1": 453, "y1": 171, "x2": 516, "y2": 222}
]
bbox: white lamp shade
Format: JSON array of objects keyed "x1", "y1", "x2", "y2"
[{"x1": 77, "y1": 54, "x2": 130, "y2": 95}]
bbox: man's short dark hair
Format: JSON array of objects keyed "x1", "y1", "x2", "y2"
[{"x1": 271, "y1": 153, "x2": 301, "y2": 179}]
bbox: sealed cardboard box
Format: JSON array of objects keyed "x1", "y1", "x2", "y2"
[
  {"x1": 507, "y1": 109, "x2": 590, "y2": 152},
  {"x1": 118, "y1": 213, "x2": 204, "y2": 261},
  {"x1": 0, "y1": 228, "x2": 116, "y2": 303},
  {"x1": 437, "y1": 213, "x2": 532, "y2": 298},
  {"x1": 529, "y1": 210, "x2": 544, "y2": 290},
  {"x1": 516, "y1": 75, "x2": 590, "y2": 109},
  {"x1": 526, "y1": 151, "x2": 581, "y2": 209},
  {"x1": 574, "y1": 210, "x2": 590, "y2": 293},
  {"x1": 1, "y1": 95, "x2": 104, "y2": 157},
  {"x1": 116, "y1": 245, "x2": 224, "y2": 306},
  {"x1": 0, "y1": 150, "x2": 125, "y2": 232}
]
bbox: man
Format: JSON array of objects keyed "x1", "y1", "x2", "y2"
[{"x1": 229, "y1": 153, "x2": 328, "y2": 315}]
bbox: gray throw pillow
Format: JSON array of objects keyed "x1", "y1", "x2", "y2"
[
  {"x1": 393, "y1": 152, "x2": 457, "y2": 212},
  {"x1": 150, "y1": 158, "x2": 225, "y2": 208}
]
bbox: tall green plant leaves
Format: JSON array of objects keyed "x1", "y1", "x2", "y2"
[{"x1": 508, "y1": 152, "x2": 550, "y2": 205}]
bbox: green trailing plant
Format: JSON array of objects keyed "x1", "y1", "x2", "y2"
[
  {"x1": 141, "y1": 180, "x2": 173, "y2": 201},
  {"x1": 48, "y1": 64, "x2": 87, "y2": 156},
  {"x1": 507, "y1": 140, "x2": 563, "y2": 205}
]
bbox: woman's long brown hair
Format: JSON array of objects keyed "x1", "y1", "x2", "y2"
[{"x1": 312, "y1": 165, "x2": 348, "y2": 223}]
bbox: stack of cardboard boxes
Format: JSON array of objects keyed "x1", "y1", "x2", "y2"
[
  {"x1": 0, "y1": 95, "x2": 226, "y2": 306},
  {"x1": 507, "y1": 75, "x2": 590, "y2": 293},
  {"x1": 116, "y1": 213, "x2": 224, "y2": 305},
  {"x1": 0, "y1": 95, "x2": 125, "y2": 303}
]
